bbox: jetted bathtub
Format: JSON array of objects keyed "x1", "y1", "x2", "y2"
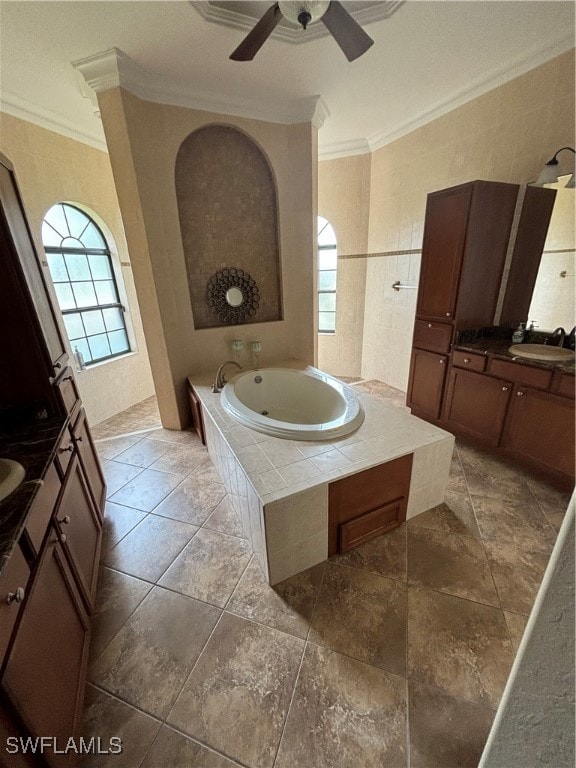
[{"x1": 221, "y1": 367, "x2": 364, "y2": 440}]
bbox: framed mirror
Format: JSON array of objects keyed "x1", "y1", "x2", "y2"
[{"x1": 226, "y1": 287, "x2": 244, "y2": 307}]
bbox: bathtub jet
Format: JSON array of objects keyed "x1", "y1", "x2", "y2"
[{"x1": 221, "y1": 367, "x2": 364, "y2": 440}]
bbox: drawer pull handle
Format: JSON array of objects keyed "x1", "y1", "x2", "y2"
[
  {"x1": 464, "y1": 358, "x2": 470, "y2": 363},
  {"x1": 59, "y1": 515, "x2": 71, "y2": 525},
  {"x1": 76, "y1": 436, "x2": 83, "y2": 443},
  {"x1": 517, "y1": 391, "x2": 524, "y2": 397},
  {"x1": 439, "y1": 359, "x2": 445, "y2": 365},
  {"x1": 7, "y1": 587, "x2": 25, "y2": 605},
  {"x1": 60, "y1": 445, "x2": 74, "y2": 453},
  {"x1": 427, "y1": 323, "x2": 433, "y2": 328},
  {"x1": 502, "y1": 386, "x2": 509, "y2": 392},
  {"x1": 63, "y1": 376, "x2": 73, "y2": 382},
  {"x1": 59, "y1": 534, "x2": 67, "y2": 544},
  {"x1": 445, "y1": 312, "x2": 451, "y2": 317},
  {"x1": 54, "y1": 362, "x2": 62, "y2": 369}
]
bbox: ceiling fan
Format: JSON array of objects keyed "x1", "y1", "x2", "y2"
[{"x1": 230, "y1": 1, "x2": 374, "y2": 62}]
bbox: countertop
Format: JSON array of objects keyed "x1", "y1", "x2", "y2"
[
  {"x1": 454, "y1": 339, "x2": 575, "y2": 375},
  {"x1": 0, "y1": 416, "x2": 68, "y2": 576}
]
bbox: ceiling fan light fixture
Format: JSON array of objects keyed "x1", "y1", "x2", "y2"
[{"x1": 278, "y1": 1, "x2": 331, "y2": 29}]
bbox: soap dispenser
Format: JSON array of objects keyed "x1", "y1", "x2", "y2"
[{"x1": 512, "y1": 323, "x2": 526, "y2": 343}]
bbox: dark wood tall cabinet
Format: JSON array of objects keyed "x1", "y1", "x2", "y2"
[{"x1": 0, "y1": 152, "x2": 106, "y2": 764}]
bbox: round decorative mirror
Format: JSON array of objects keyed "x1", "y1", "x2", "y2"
[
  {"x1": 226, "y1": 287, "x2": 244, "y2": 307},
  {"x1": 207, "y1": 267, "x2": 260, "y2": 325}
]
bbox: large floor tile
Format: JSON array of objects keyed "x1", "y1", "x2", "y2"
[
  {"x1": 226, "y1": 557, "x2": 325, "y2": 639},
  {"x1": 141, "y1": 726, "x2": 241, "y2": 767},
  {"x1": 458, "y1": 442, "x2": 533, "y2": 501},
  {"x1": 112, "y1": 438, "x2": 172, "y2": 468},
  {"x1": 407, "y1": 527, "x2": 499, "y2": 606},
  {"x1": 408, "y1": 586, "x2": 514, "y2": 709},
  {"x1": 472, "y1": 496, "x2": 556, "y2": 553},
  {"x1": 309, "y1": 562, "x2": 407, "y2": 677},
  {"x1": 153, "y1": 472, "x2": 226, "y2": 525},
  {"x1": 409, "y1": 489, "x2": 480, "y2": 539},
  {"x1": 408, "y1": 678, "x2": 494, "y2": 768},
  {"x1": 159, "y1": 528, "x2": 252, "y2": 608},
  {"x1": 89, "y1": 567, "x2": 151, "y2": 661},
  {"x1": 276, "y1": 644, "x2": 407, "y2": 768},
  {"x1": 90, "y1": 586, "x2": 220, "y2": 718},
  {"x1": 102, "y1": 461, "x2": 143, "y2": 497},
  {"x1": 108, "y1": 468, "x2": 182, "y2": 511},
  {"x1": 103, "y1": 515, "x2": 197, "y2": 582},
  {"x1": 96, "y1": 435, "x2": 144, "y2": 462},
  {"x1": 101, "y1": 501, "x2": 147, "y2": 553},
  {"x1": 149, "y1": 442, "x2": 208, "y2": 476},
  {"x1": 504, "y1": 611, "x2": 529, "y2": 653},
  {"x1": 525, "y1": 473, "x2": 573, "y2": 518},
  {"x1": 330, "y1": 524, "x2": 406, "y2": 581},
  {"x1": 446, "y1": 449, "x2": 468, "y2": 494},
  {"x1": 147, "y1": 427, "x2": 200, "y2": 444},
  {"x1": 483, "y1": 539, "x2": 549, "y2": 614},
  {"x1": 80, "y1": 685, "x2": 161, "y2": 768},
  {"x1": 168, "y1": 613, "x2": 304, "y2": 768},
  {"x1": 203, "y1": 495, "x2": 245, "y2": 538}
]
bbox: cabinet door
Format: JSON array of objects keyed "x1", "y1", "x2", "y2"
[
  {"x1": 2, "y1": 536, "x2": 90, "y2": 768},
  {"x1": 406, "y1": 348, "x2": 448, "y2": 420},
  {"x1": 54, "y1": 455, "x2": 102, "y2": 608},
  {"x1": 502, "y1": 387, "x2": 575, "y2": 479},
  {"x1": 0, "y1": 158, "x2": 67, "y2": 372},
  {"x1": 0, "y1": 543, "x2": 30, "y2": 663},
  {"x1": 417, "y1": 184, "x2": 472, "y2": 320},
  {"x1": 442, "y1": 368, "x2": 511, "y2": 446},
  {"x1": 188, "y1": 386, "x2": 206, "y2": 445},
  {"x1": 73, "y1": 408, "x2": 106, "y2": 517}
]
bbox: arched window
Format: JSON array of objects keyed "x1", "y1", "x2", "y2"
[
  {"x1": 42, "y1": 203, "x2": 131, "y2": 365},
  {"x1": 318, "y1": 215, "x2": 337, "y2": 333}
]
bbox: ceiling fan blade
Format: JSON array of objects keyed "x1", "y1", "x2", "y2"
[
  {"x1": 320, "y1": 1, "x2": 374, "y2": 62},
  {"x1": 230, "y1": 3, "x2": 282, "y2": 61}
]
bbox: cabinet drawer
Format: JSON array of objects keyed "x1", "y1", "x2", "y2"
[
  {"x1": 55, "y1": 426, "x2": 74, "y2": 476},
  {"x1": 555, "y1": 373, "x2": 575, "y2": 399},
  {"x1": 25, "y1": 461, "x2": 61, "y2": 555},
  {"x1": 338, "y1": 498, "x2": 403, "y2": 553},
  {"x1": 0, "y1": 543, "x2": 30, "y2": 662},
  {"x1": 54, "y1": 368, "x2": 81, "y2": 420},
  {"x1": 413, "y1": 319, "x2": 453, "y2": 353},
  {"x1": 452, "y1": 350, "x2": 486, "y2": 372},
  {"x1": 488, "y1": 359, "x2": 553, "y2": 390}
]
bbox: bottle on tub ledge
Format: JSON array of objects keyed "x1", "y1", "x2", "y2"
[
  {"x1": 512, "y1": 322, "x2": 526, "y2": 343},
  {"x1": 252, "y1": 341, "x2": 262, "y2": 369}
]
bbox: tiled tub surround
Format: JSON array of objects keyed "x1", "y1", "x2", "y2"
[{"x1": 190, "y1": 364, "x2": 454, "y2": 584}]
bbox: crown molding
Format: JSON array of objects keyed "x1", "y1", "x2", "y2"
[
  {"x1": 73, "y1": 48, "x2": 330, "y2": 127},
  {"x1": 190, "y1": 1, "x2": 404, "y2": 44},
  {"x1": 318, "y1": 137, "x2": 370, "y2": 161},
  {"x1": 0, "y1": 88, "x2": 107, "y2": 151},
  {"x1": 368, "y1": 34, "x2": 575, "y2": 153}
]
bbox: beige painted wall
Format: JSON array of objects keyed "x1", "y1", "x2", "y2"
[
  {"x1": 361, "y1": 48, "x2": 575, "y2": 390},
  {"x1": 529, "y1": 187, "x2": 575, "y2": 331},
  {"x1": 317, "y1": 154, "x2": 370, "y2": 377},
  {"x1": 0, "y1": 112, "x2": 155, "y2": 425},
  {"x1": 98, "y1": 88, "x2": 316, "y2": 429}
]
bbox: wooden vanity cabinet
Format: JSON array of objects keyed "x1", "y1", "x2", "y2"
[
  {"x1": 442, "y1": 367, "x2": 512, "y2": 446},
  {"x1": 72, "y1": 408, "x2": 106, "y2": 516},
  {"x1": 407, "y1": 349, "x2": 447, "y2": 420},
  {"x1": 2, "y1": 533, "x2": 90, "y2": 768},
  {"x1": 502, "y1": 386, "x2": 575, "y2": 478}
]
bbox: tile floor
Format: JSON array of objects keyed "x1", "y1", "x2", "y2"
[
  {"x1": 81, "y1": 389, "x2": 571, "y2": 768},
  {"x1": 92, "y1": 396, "x2": 161, "y2": 440}
]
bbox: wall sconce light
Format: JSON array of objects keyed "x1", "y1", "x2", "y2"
[{"x1": 532, "y1": 146, "x2": 575, "y2": 187}]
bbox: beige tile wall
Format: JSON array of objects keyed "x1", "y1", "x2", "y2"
[
  {"x1": 98, "y1": 89, "x2": 316, "y2": 429},
  {"x1": 0, "y1": 112, "x2": 155, "y2": 425},
  {"x1": 317, "y1": 153, "x2": 371, "y2": 377},
  {"x1": 318, "y1": 49, "x2": 575, "y2": 391},
  {"x1": 529, "y1": 187, "x2": 575, "y2": 331}
]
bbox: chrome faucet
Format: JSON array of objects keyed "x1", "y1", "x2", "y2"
[
  {"x1": 552, "y1": 327, "x2": 566, "y2": 348},
  {"x1": 212, "y1": 360, "x2": 242, "y2": 393}
]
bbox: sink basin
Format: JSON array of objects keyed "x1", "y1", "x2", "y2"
[
  {"x1": 0, "y1": 459, "x2": 25, "y2": 503},
  {"x1": 509, "y1": 344, "x2": 576, "y2": 362}
]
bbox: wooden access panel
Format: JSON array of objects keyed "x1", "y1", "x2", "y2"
[
  {"x1": 189, "y1": 385, "x2": 206, "y2": 445},
  {"x1": 328, "y1": 454, "x2": 413, "y2": 556}
]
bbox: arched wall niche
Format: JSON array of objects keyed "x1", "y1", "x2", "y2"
[{"x1": 175, "y1": 123, "x2": 282, "y2": 329}]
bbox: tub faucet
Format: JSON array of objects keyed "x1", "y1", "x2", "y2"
[
  {"x1": 552, "y1": 327, "x2": 566, "y2": 348},
  {"x1": 212, "y1": 361, "x2": 242, "y2": 393}
]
